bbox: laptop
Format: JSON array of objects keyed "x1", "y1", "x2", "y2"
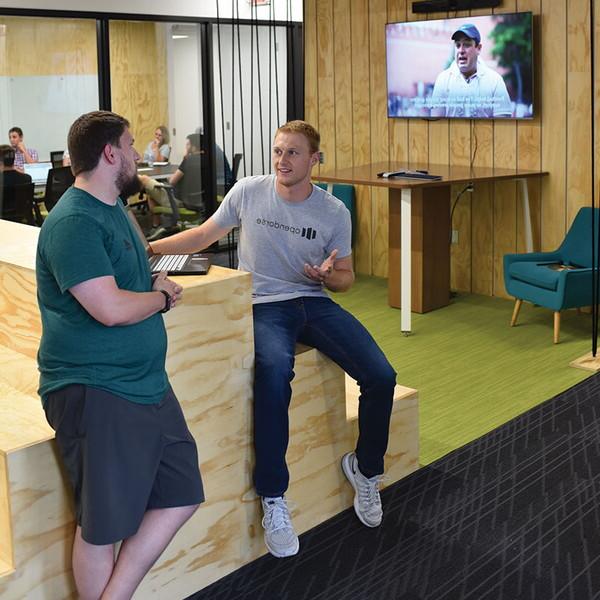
[
  {"x1": 126, "y1": 208, "x2": 211, "y2": 275},
  {"x1": 24, "y1": 162, "x2": 53, "y2": 185}
]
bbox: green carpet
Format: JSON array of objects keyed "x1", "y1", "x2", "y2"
[{"x1": 332, "y1": 275, "x2": 594, "y2": 465}]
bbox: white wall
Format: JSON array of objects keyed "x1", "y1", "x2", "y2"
[
  {"x1": 212, "y1": 23, "x2": 287, "y2": 178},
  {"x1": 166, "y1": 23, "x2": 203, "y2": 165},
  {"x1": 0, "y1": 75, "x2": 98, "y2": 161},
  {"x1": 0, "y1": 0, "x2": 303, "y2": 22}
]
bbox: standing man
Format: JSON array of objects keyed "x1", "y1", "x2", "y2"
[
  {"x1": 430, "y1": 24, "x2": 512, "y2": 118},
  {"x1": 36, "y1": 111, "x2": 203, "y2": 598},
  {"x1": 150, "y1": 120, "x2": 396, "y2": 558},
  {"x1": 8, "y1": 126, "x2": 39, "y2": 171}
]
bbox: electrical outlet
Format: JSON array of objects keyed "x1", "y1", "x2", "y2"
[{"x1": 451, "y1": 229, "x2": 459, "y2": 244}]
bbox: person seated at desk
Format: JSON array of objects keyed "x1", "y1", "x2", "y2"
[
  {"x1": 0, "y1": 144, "x2": 32, "y2": 186},
  {"x1": 143, "y1": 125, "x2": 171, "y2": 165},
  {"x1": 8, "y1": 126, "x2": 38, "y2": 171},
  {"x1": 139, "y1": 132, "x2": 202, "y2": 235}
]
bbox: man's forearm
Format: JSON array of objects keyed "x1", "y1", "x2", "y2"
[
  {"x1": 324, "y1": 268, "x2": 354, "y2": 293},
  {"x1": 149, "y1": 218, "x2": 230, "y2": 256}
]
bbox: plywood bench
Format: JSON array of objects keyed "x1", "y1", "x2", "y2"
[{"x1": 0, "y1": 220, "x2": 419, "y2": 599}]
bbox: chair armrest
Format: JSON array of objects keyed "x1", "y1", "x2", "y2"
[
  {"x1": 503, "y1": 251, "x2": 562, "y2": 270},
  {"x1": 503, "y1": 251, "x2": 561, "y2": 273}
]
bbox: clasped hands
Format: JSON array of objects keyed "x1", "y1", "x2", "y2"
[
  {"x1": 304, "y1": 249, "x2": 338, "y2": 285},
  {"x1": 152, "y1": 271, "x2": 183, "y2": 308}
]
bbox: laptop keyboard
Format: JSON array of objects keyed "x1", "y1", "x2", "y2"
[{"x1": 153, "y1": 254, "x2": 187, "y2": 272}]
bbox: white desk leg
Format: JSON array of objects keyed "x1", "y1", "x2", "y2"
[
  {"x1": 401, "y1": 188, "x2": 412, "y2": 334},
  {"x1": 519, "y1": 178, "x2": 533, "y2": 253}
]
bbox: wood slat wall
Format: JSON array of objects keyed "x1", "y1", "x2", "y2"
[{"x1": 305, "y1": 0, "x2": 594, "y2": 298}]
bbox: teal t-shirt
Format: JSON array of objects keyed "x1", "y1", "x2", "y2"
[{"x1": 36, "y1": 187, "x2": 169, "y2": 404}]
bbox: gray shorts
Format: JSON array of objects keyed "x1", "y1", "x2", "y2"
[{"x1": 44, "y1": 384, "x2": 204, "y2": 545}]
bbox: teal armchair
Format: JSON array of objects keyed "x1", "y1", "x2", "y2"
[{"x1": 504, "y1": 207, "x2": 600, "y2": 343}]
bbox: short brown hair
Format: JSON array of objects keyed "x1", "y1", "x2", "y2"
[
  {"x1": 68, "y1": 111, "x2": 130, "y2": 176},
  {"x1": 275, "y1": 120, "x2": 320, "y2": 154},
  {"x1": 0, "y1": 144, "x2": 15, "y2": 167}
]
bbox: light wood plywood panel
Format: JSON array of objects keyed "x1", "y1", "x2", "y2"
[
  {"x1": 470, "y1": 119, "x2": 495, "y2": 295},
  {"x1": 316, "y1": 0, "x2": 335, "y2": 171},
  {"x1": 448, "y1": 113, "x2": 472, "y2": 292},
  {"x1": 334, "y1": 0, "x2": 353, "y2": 169},
  {"x1": 541, "y1": 0, "x2": 568, "y2": 251},
  {"x1": 109, "y1": 21, "x2": 169, "y2": 161},
  {"x1": 567, "y1": 0, "x2": 592, "y2": 226},
  {"x1": 370, "y1": 0, "x2": 390, "y2": 278},
  {"x1": 516, "y1": 0, "x2": 542, "y2": 254},
  {"x1": 0, "y1": 17, "x2": 97, "y2": 77},
  {"x1": 304, "y1": 0, "x2": 319, "y2": 135},
  {"x1": 490, "y1": 0, "x2": 518, "y2": 298},
  {"x1": 351, "y1": 0, "x2": 372, "y2": 274},
  {"x1": 471, "y1": 182, "x2": 494, "y2": 296}
]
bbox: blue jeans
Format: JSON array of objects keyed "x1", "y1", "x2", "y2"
[{"x1": 253, "y1": 296, "x2": 396, "y2": 498}]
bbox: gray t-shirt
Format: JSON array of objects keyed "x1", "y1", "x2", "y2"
[{"x1": 212, "y1": 174, "x2": 351, "y2": 303}]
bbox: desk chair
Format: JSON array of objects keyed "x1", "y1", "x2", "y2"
[
  {"x1": 50, "y1": 151, "x2": 64, "y2": 168},
  {"x1": 1, "y1": 183, "x2": 37, "y2": 225},
  {"x1": 504, "y1": 206, "x2": 599, "y2": 344},
  {"x1": 38, "y1": 167, "x2": 75, "y2": 222}
]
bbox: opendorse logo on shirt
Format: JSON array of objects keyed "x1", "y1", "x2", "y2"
[{"x1": 256, "y1": 218, "x2": 317, "y2": 240}]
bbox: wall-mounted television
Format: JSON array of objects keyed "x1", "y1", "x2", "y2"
[{"x1": 386, "y1": 12, "x2": 533, "y2": 119}]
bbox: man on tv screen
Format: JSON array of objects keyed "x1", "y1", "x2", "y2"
[{"x1": 429, "y1": 24, "x2": 512, "y2": 118}]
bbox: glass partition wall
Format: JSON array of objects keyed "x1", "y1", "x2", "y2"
[{"x1": 0, "y1": 8, "x2": 302, "y2": 226}]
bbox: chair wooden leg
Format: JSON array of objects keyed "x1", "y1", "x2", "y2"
[
  {"x1": 510, "y1": 299, "x2": 523, "y2": 327},
  {"x1": 554, "y1": 311, "x2": 561, "y2": 344}
]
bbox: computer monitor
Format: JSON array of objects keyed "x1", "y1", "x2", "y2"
[{"x1": 23, "y1": 162, "x2": 53, "y2": 185}]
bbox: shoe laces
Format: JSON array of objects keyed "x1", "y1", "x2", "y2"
[
  {"x1": 357, "y1": 471, "x2": 383, "y2": 508},
  {"x1": 262, "y1": 497, "x2": 293, "y2": 532}
]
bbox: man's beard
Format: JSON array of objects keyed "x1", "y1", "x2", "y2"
[{"x1": 116, "y1": 167, "x2": 141, "y2": 199}]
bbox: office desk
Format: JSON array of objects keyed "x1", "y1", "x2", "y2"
[
  {"x1": 136, "y1": 163, "x2": 177, "y2": 180},
  {"x1": 316, "y1": 162, "x2": 548, "y2": 333}
]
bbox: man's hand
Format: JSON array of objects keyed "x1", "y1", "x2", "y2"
[
  {"x1": 152, "y1": 271, "x2": 183, "y2": 309},
  {"x1": 16, "y1": 140, "x2": 26, "y2": 153},
  {"x1": 304, "y1": 249, "x2": 338, "y2": 284}
]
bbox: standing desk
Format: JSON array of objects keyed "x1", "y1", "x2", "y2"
[{"x1": 315, "y1": 162, "x2": 548, "y2": 333}]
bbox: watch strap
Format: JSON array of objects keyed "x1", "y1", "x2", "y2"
[{"x1": 159, "y1": 289, "x2": 171, "y2": 313}]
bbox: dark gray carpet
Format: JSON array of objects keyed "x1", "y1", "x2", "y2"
[{"x1": 187, "y1": 372, "x2": 600, "y2": 600}]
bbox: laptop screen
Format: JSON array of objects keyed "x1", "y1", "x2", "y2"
[{"x1": 23, "y1": 162, "x2": 53, "y2": 184}]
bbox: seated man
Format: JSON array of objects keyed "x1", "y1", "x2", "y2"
[
  {"x1": 0, "y1": 144, "x2": 32, "y2": 185},
  {"x1": 140, "y1": 132, "x2": 202, "y2": 235},
  {"x1": 8, "y1": 126, "x2": 39, "y2": 171},
  {"x1": 150, "y1": 120, "x2": 396, "y2": 558}
]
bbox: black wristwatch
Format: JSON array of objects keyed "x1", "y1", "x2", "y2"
[{"x1": 159, "y1": 290, "x2": 171, "y2": 313}]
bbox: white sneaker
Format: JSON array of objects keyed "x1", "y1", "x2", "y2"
[
  {"x1": 341, "y1": 452, "x2": 383, "y2": 527},
  {"x1": 261, "y1": 496, "x2": 299, "y2": 558}
]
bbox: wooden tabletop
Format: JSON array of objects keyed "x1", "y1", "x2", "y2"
[{"x1": 314, "y1": 162, "x2": 549, "y2": 189}]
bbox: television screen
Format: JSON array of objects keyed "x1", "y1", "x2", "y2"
[{"x1": 386, "y1": 12, "x2": 533, "y2": 119}]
